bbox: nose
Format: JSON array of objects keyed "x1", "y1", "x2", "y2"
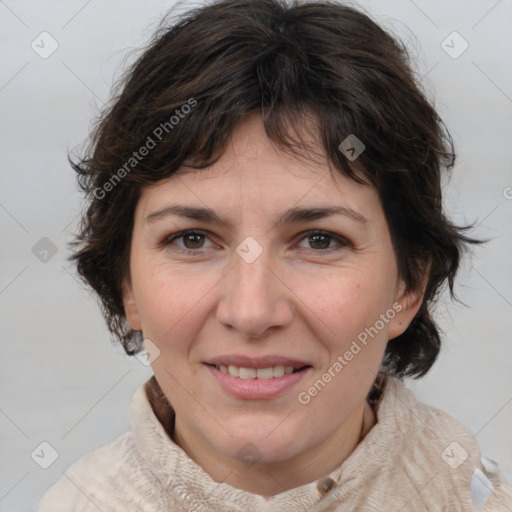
[{"x1": 216, "y1": 246, "x2": 295, "y2": 339}]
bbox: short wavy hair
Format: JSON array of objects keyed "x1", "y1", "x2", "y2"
[{"x1": 69, "y1": 0, "x2": 479, "y2": 378}]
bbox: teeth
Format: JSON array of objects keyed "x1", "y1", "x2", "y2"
[
  {"x1": 228, "y1": 365, "x2": 239, "y2": 377},
  {"x1": 273, "y1": 366, "x2": 285, "y2": 377},
  {"x1": 256, "y1": 367, "x2": 273, "y2": 379},
  {"x1": 216, "y1": 364, "x2": 299, "y2": 379},
  {"x1": 239, "y1": 367, "x2": 256, "y2": 379}
]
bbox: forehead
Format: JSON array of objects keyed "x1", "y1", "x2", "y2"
[{"x1": 137, "y1": 114, "x2": 377, "y2": 218}]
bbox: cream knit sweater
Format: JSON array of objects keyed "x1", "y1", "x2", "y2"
[{"x1": 39, "y1": 376, "x2": 512, "y2": 511}]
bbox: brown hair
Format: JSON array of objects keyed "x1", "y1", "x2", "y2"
[{"x1": 69, "y1": 0, "x2": 479, "y2": 378}]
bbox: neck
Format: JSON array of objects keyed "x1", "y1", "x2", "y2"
[
  {"x1": 145, "y1": 375, "x2": 380, "y2": 496},
  {"x1": 172, "y1": 399, "x2": 376, "y2": 496}
]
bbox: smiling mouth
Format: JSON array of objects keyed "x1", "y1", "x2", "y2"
[{"x1": 206, "y1": 363, "x2": 311, "y2": 379}]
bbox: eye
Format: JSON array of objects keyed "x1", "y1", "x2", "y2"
[
  {"x1": 296, "y1": 230, "x2": 349, "y2": 252},
  {"x1": 162, "y1": 230, "x2": 215, "y2": 253},
  {"x1": 160, "y1": 229, "x2": 350, "y2": 255}
]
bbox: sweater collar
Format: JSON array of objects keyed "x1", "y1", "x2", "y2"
[{"x1": 128, "y1": 373, "x2": 408, "y2": 512}]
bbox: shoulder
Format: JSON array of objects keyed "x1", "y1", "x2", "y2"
[
  {"x1": 38, "y1": 432, "x2": 156, "y2": 512},
  {"x1": 38, "y1": 378, "x2": 180, "y2": 511},
  {"x1": 378, "y1": 377, "x2": 512, "y2": 510},
  {"x1": 381, "y1": 376, "x2": 481, "y2": 452}
]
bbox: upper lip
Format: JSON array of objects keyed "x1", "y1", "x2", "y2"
[{"x1": 204, "y1": 355, "x2": 311, "y2": 369}]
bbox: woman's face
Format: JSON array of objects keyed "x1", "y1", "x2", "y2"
[{"x1": 123, "y1": 114, "x2": 422, "y2": 489}]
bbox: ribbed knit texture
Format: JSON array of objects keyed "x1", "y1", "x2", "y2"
[{"x1": 39, "y1": 376, "x2": 512, "y2": 511}]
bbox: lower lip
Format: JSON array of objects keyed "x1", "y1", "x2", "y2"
[{"x1": 205, "y1": 364, "x2": 312, "y2": 399}]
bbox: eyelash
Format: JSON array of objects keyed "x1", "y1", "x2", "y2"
[{"x1": 160, "y1": 229, "x2": 350, "y2": 255}]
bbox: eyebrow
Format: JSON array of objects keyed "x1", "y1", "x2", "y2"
[{"x1": 145, "y1": 204, "x2": 368, "y2": 229}]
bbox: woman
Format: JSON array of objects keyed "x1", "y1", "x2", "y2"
[{"x1": 39, "y1": 0, "x2": 512, "y2": 510}]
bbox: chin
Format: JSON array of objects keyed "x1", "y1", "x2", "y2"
[{"x1": 220, "y1": 427, "x2": 305, "y2": 465}]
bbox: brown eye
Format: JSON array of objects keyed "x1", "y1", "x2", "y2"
[
  {"x1": 297, "y1": 230, "x2": 349, "y2": 252},
  {"x1": 162, "y1": 230, "x2": 214, "y2": 253},
  {"x1": 181, "y1": 232, "x2": 205, "y2": 249},
  {"x1": 308, "y1": 233, "x2": 331, "y2": 250}
]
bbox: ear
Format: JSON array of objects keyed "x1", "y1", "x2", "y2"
[
  {"x1": 122, "y1": 277, "x2": 142, "y2": 331},
  {"x1": 387, "y1": 274, "x2": 428, "y2": 340}
]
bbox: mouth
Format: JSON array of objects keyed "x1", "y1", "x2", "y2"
[
  {"x1": 204, "y1": 363, "x2": 313, "y2": 400},
  {"x1": 206, "y1": 363, "x2": 312, "y2": 379}
]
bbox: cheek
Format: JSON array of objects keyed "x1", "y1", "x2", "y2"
[
  {"x1": 132, "y1": 261, "x2": 214, "y2": 345},
  {"x1": 300, "y1": 267, "x2": 396, "y2": 344},
  {"x1": 298, "y1": 271, "x2": 394, "y2": 409}
]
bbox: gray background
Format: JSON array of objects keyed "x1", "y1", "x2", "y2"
[{"x1": 1, "y1": 0, "x2": 511, "y2": 510}]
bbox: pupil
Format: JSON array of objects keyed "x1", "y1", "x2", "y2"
[
  {"x1": 310, "y1": 233, "x2": 329, "y2": 249},
  {"x1": 184, "y1": 233, "x2": 203, "y2": 248}
]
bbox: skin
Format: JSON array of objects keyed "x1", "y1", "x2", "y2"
[{"x1": 122, "y1": 113, "x2": 425, "y2": 496}]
